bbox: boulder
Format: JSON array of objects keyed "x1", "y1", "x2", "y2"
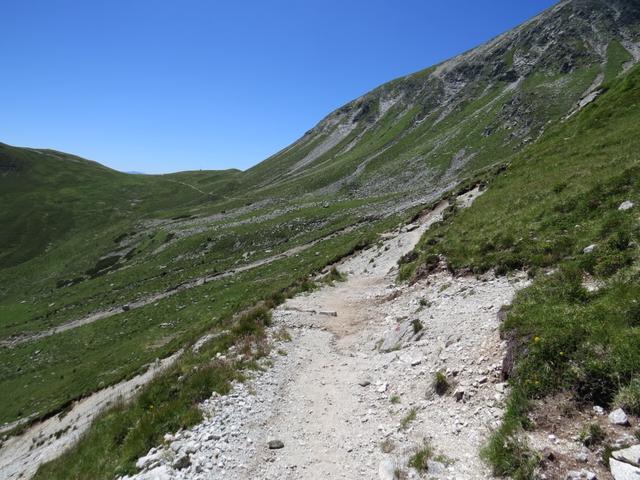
[
  {"x1": 583, "y1": 244, "x2": 597, "y2": 254},
  {"x1": 610, "y1": 458, "x2": 640, "y2": 480},
  {"x1": 613, "y1": 445, "x2": 640, "y2": 467},
  {"x1": 379, "y1": 319, "x2": 423, "y2": 352},
  {"x1": 609, "y1": 408, "x2": 630, "y2": 426},
  {"x1": 378, "y1": 458, "x2": 396, "y2": 480},
  {"x1": 136, "y1": 450, "x2": 163, "y2": 470},
  {"x1": 138, "y1": 466, "x2": 172, "y2": 480},
  {"x1": 427, "y1": 460, "x2": 446, "y2": 474},
  {"x1": 619, "y1": 201, "x2": 635, "y2": 211}
]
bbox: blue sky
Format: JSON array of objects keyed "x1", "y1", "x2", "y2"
[{"x1": 1, "y1": 1, "x2": 557, "y2": 174}]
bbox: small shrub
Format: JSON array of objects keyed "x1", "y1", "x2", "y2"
[
  {"x1": 411, "y1": 319, "x2": 423, "y2": 334},
  {"x1": 614, "y1": 378, "x2": 640, "y2": 415},
  {"x1": 433, "y1": 371, "x2": 450, "y2": 396},
  {"x1": 232, "y1": 305, "x2": 272, "y2": 337},
  {"x1": 408, "y1": 442, "x2": 433, "y2": 471},
  {"x1": 580, "y1": 423, "x2": 605, "y2": 448},
  {"x1": 390, "y1": 395, "x2": 401, "y2": 404},
  {"x1": 481, "y1": 429, "x2": 538, "y2": 479},
  {"x1": 380, "y1": 438, "x2": 395, "y2": 453}
]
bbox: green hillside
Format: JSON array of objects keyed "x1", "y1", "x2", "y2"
[
  {"x1": 401, "y1": 60, "x2": 640, "y2": 479},
  {"x1": 1, "y1": 1, "x2": 640, "y2": 478}
]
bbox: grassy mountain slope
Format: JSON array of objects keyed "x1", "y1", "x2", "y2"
[
  {"x1": 0, "y1": 142, "x2": 241, "y2": 269},
  {"x1": 1, "y1": 0, "x2": 640, "y2": 476},
  {"x1": 401, "y1": 60, "x2": 640, "y2": 478}
]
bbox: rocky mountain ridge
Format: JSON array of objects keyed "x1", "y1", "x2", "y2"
[{"x1": 243, "y1": 0, "x2": 640, "y2": 199}]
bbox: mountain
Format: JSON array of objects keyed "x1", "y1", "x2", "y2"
[
  {"x1": 1, "y1": 1, "x2": 640, "y2": 478},
  {"x1": 240, "y1": 0, "x2": 640, "y2": 199}
]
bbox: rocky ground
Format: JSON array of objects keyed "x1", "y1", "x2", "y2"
[{"x1": 123, "y1": 192, "x2": 534, "y2": 480}]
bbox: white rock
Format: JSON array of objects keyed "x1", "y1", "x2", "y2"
[
  {"x1": 610, "y1": 458, "x2": 640, "y2": 480},
  {"x1": 135, "y1": 450, "x2": 163, "y2": 470},
  {"x1": 566, "y1": 470, "x2": 597, "y2": 480},
  {"x1": 137, "y1": 465, "x2": 173, "y2": 480},
  {"x1": 583, "y1": 244, "x2": 597, "y2": 254},
  {"x1": 619, "y1": 201, "x2": 635, "y2": 211},
  {"x1": 613, "y1": 445, "x2": 640, "y2": 467},
  {"x1": 575, "y1": 452, "x2": 589, "y2": 463},
  {"x1": 609, "y1": 408, "x2": 630, "y2": 426},
  {"x1": 378, "y1": 458, "x2": 396, "y2": 480}
]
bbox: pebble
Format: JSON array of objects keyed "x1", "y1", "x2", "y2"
[{"x1": 268, "y1": 440, "x2": 284, "y2": 450}]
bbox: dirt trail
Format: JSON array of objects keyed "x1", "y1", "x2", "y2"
[{"x1": 124, "y1": 187, "x2": 530, "y2": 480}]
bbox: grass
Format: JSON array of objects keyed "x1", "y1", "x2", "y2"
[
  {"x1": 1, "y1": 6, "x2": 636, "y2": 477},
  {"x1": 580, "y1": 423, "x2": 605, "y2": 448},
  {"x1": 390, "y1": 394, "x2": 401, "y2": 404},
  {"x1": 401, "y1": 63, "x2": 640, "y2": 478},
  {"x1": 399, "y1": 407, "x2": 418, "y2": 430},
  {"x1": 433, "y1": 371, "x2": 450, "y2": 396},
  {"x1": 614, "y1": 378, "x2": 640, "y2": 415},
  {"x1": 408, "y1": 441, "x2": 434, "y2": 471},
  {"x1": 411, "y1": 319, "x2": 423, "y2": 334}
]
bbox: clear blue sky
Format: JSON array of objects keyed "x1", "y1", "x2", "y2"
[{"x1": 1, "y1": 0, "x2": 558, "y2": 174}]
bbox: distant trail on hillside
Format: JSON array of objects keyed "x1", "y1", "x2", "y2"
[
  {"x1": 1, "y1": 188, "x2": 450, "y2": 349},
  {"x1": 0, "y1": 223, "x2": 361, "y2": 349}
]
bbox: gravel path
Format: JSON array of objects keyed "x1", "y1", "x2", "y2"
[{"x1": 124, "y1": 189, "x2": 530, "y2": 480}]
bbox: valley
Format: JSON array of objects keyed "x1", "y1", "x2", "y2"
[{"x1": 2, "y1": 1, "x2": 640, "y2": 479}]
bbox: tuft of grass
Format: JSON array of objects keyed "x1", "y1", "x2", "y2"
[
  {"x1": 580, "y1": 423, "x2": 605, "y2": 448},
  {"x1": 614, "y1": 378, "x2": 640, "y2": 415},
  {"x1": 433, "y1": 371, "x2": 450, "y2": 396},
  {"x1": 390, "y1": 394, "x2": 401, "y2": 404},
  {"x1": 408, "y1": 441, "x2": 434, "y2": 471},
  {"x1": 481, "y1": 429, "x2": 538, "y2": 479},
  {"x1": 400, "y1": 407, "x2": 418, "y2": 430},
  {"x1": 411, "y1": 319, "x2": 423, "y2": 334}
]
